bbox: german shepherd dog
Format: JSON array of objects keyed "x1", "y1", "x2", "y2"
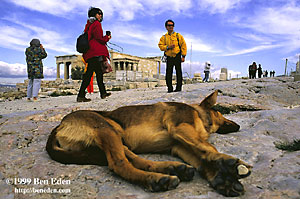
[{"x1": 46, "y1": 90, "x2": 252, "y2": 197}]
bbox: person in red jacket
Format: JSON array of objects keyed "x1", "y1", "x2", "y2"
[{"x1": 77, "y1": 7, "x2": 111, "y2": 102}]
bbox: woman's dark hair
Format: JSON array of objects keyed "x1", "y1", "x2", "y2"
[
  {"x1": 88, "y1": 7, "x2": 103, "y2": 18},
  {"x1": 165, "y1": 19, "x2": 175, "y2": 27}
]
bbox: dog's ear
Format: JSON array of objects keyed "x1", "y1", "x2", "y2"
[{"x1": 200, "y1": 90, "x2": 218, "y2": 108}]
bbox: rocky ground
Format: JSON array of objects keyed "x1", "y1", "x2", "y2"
[{"x1": 0, "y1": 77, "x2": 299, "y2": 199}]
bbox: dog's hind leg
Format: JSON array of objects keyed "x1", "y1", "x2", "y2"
[
  {"x1": 94, "y1": 125, "x2": 180, "y2": 192},
  {"x1": 170, "y1": 123, "x2": 252, "y2": 197},
  {"x1": 123, "y1": 146, "x2": 195, "y2": 181}
]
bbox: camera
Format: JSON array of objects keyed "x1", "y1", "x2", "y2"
[{"x1": 106, "y1": 31, "x2": 111, "y2": 36}]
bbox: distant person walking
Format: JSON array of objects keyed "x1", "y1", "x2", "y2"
[
  {"x1": 257, "y1": 64, "x2": 263, "y2": 78},
  {"x1": 25, "y1": 39, "x2": 47, "y2": 101},
  {"x1": 77, "y1": 7, "x2": 112, "y2": 102},
  {"x1": 248, "y1": 64, "x2": 252, "y2": 78},
  {"x1": 203, "y1": 61, "x2": 211, "y2": 82},
  {"x1": 252, "y1": 62, "x2": 257, "y2": 79},
  {"x1": 158, "y1": 19, "x2": 187, "y2": 93}
]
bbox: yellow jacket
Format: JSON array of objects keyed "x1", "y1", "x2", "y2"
[{"x1": 158, "y1": 32, "x2": 187, "y2": 58}]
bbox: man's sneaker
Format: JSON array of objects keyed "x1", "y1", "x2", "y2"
[
  {"x1": 101, "y1": 93, "x2": 111, "y2": 99},
  {"x1": 77, "y1": 96, "x2": 91, "y2": 102}
]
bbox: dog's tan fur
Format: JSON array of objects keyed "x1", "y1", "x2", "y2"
[{"x1": 46, "y1": 90, "x2": 252, "y2": 197}]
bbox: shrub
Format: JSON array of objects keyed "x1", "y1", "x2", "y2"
[
  {"x1": 50, "y1": 91, "x2": 74, "y2": 97},
  {"x1": 71, "y1": 66, "x2": 84, "y2": 80},
  {"x1": 274, "y1": 139, "x2": 300, "y2": 152}
]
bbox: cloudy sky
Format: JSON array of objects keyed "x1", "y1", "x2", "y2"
[{"x1": 0, "y1": 0, "x2": 299, "y2": 84}]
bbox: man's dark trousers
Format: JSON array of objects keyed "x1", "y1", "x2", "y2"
[{"x1": 166, "y1": 53, "x2": 182, "y2": 92}]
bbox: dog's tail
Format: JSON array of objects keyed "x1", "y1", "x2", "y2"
[{"x1": 45, "y1": 125, "x2": 108, "y2": 166}]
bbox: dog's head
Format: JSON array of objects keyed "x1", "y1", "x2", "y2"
[{"x1": 199, "y1": 90, "x2": 240, "y2": 134}]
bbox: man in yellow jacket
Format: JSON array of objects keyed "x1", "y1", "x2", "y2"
[{"x1": 158, "y1": 19, "x2": 187, "y2": 92}]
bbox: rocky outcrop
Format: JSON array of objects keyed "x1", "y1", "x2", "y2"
[{"x1": 0, "y1": 77, "x2": 299, "y2": 199}]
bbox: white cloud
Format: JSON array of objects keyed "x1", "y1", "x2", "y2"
[
  {"x1": 286, "y1": 53, "x2": 300, "y2": 64},
  {"x1": 107, "y1": 22, "x2": 218, "y2": 54},
  {"x1": 228, "y1": 70, "x2": 242, "y2": 79},
  {"x1": 0, "y1": 61, "x2": 27, "y2": 77},
  {"x1": 8, "y1": 0, "x2": 193, "y2": 20},
  {"x1": 233, "y1": 33, "x2": 275, "y2": 44},
  {"x1": 0, "y1": 61, "x2": 58, "y2": 78},
  {"x1": 222, "y1": 44, "x2": 283, "y2": 56},
  {"x1": 142, "y1": 0, "x2": 192, "y2": 15},
  {"x1": 229, "y1": 2, "x2": 300, "y2": 54},
  {"x1": 184, "y1": 34, "x2": 219, "y2": 53},
  {"x1": 197, "y1": 0, "x2": 250, "y2": 14},
  {"x1": 0, "y1": 25, "x2": 30, "y2": 51},
  {"x1": 0, "y1": 18, "x2": 75, "y2": 54},
  {"x1": 9, "y1": 0, "x2": 86, "y2": 17},
  {"x1": 107, "y1": 23, "x2": 161, "y2": 49}
]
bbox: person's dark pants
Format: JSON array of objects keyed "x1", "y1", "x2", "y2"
[
  {"x1": 166, "y1": 53, "x2": 182, "y2": 92},
  {"x1": 203, "y1": 71, "x2": 209, "y2": 82},
  {"x1": 78, "y1": 57, "x2": 106, "y2": 98}
]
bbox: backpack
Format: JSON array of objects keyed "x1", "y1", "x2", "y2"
[{"x1": 76, "y1": 25, "x2": 90, "y2": 53}]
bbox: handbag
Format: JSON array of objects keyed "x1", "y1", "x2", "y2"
[
  {"x1": 161, "y1": 53, "x2": 167, "y2": 63},
  {"x1": 102, "y1": 60, "x2": 113, "y2": 74}
]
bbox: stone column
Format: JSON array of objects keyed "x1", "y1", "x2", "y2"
[
  {"x1": 56, "y1": 63, "x2": 61, "y2": 79},
  {"x1": 134, "y1": 63, "x2": 138, "y2": 71},
  {"x1": 158, "y1": 61, "x2": 161, "y2": 74},
  {"x1": 66, "y1": 62, "x2": 72, "y2": 79},
  {"x1": 64, "y1": 62, "x2": 68, "y2": 80},
  {"x1": 129, "y1": 63, "x2": 133, "y2": 71}
]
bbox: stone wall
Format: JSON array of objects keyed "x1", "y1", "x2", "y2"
[
  {"x1": 55, "y1": 52, "x2": 160, "y2": 82},
  {"x1": 219, "y1": 68, "x2": 228, "y2": 81}
]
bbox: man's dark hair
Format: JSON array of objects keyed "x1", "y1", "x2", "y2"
[
  {"x1": 165, "y1": 19, "x2": 175, "y2": 27},
  {"x1": 88, "y1": 7, "x2": 103, "y2": 18}
]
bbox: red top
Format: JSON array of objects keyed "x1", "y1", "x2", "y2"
[{"x1": 82, "y1": 20, "x2": 110, "y2": 61}]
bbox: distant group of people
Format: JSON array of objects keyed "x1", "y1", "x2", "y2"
[
  {"x1": 248, "y1": 62, "x2": 275, "y2": 79},
  {"x1": 264, "y1": 70, "x2": 275, "y2": 77}
]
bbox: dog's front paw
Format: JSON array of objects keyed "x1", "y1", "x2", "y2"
[
  {"x1": 208, "y1": 158, "x2": 252, "y2": 197},
  {"x1": 210, "y1": 174, "x2": 245, "y2": 197},
  {"x1": 168, "y1": 164, "x2": 195, "y2": 181},
  {"x1": 147, "y1": 175, "x2": 180, "y2": 192}
]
